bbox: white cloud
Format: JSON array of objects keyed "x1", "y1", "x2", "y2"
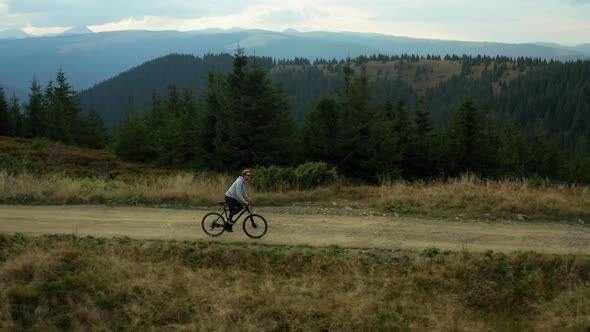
[
  {"x1": 21, "y1": 23, "x2": 69, "y2": 35},
  {"x1": 259, "y1": 10, "x2": 304, "y2": 25},
  {"x1": 89, "y1": 1, "x2": 336, "y2": 33},
  {"x1": 2, "y1": 0, "x2": 589, "y2": 44},
  {"x1": 5, "y1": 0, "x2": 252, "y2": 27}
]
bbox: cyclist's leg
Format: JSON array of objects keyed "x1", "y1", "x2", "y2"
[{"x1": 225, "y1": 196, "x2": 243, "y2": 223}]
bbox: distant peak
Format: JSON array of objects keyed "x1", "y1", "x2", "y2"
[
  {"x1": 226, "y1": 26, "x2": 244, "y2": 32},
  {"x1": 282, "y1": 28, "x2": 300, "y2": 34},
  {"x1": 0, "y1": 28, "x2": 31, "y2": 39},
  {"x1": 62, "y1": 26, "x2": 94, "y2": 35}
]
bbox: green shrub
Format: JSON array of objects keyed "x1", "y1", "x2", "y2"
[
  {"x1": 252, "y1": 162, "x2": 338, "y2": 191},
  {"x1": 422, "y1": 247, "x2": 440, "y2": 258},
  {"x1": 294, "y1": 161, "x2": 338, "y2": 189},
  {"x1": 251, "y1": 165, "x2": 296, "y2": 191},
  {"x1": 386, "y1": 202, "x2": 410, "y2": 214},
  {"x1": 527, "y1": 175, "x2": 546, "y2": 188},
  {"x1": 11, "y1": 233, "x2": 28, "y2": 244},
  {"x1": 31, "y1": 137, "x2": 51, "y2": 150},
  {"x1": 0, "y1": 154, "x2": 35, "y2": 174}
]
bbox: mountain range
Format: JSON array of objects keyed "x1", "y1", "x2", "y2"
[{"x1": 1, "y1": 27, "x2": 589, "y2": 103}]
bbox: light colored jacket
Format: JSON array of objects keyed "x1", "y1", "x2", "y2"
[{"x1": 225, "y1": 176, "x2": 250, "y2": 204}]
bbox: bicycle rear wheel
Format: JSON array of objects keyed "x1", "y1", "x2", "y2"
[
  {"x1": 201, "y1": 212, "x2": 226, "y2": 237},
  {"x1": 242, "y1": 214, "x2": 268, "y2": 239}
]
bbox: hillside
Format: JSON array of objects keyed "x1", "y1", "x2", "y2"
[
  {"x1": 1, "y1": 28, "x2": 588, "y2": 95},
  {"x1": 0, "y1": 28, "x2": 31, "y2": 39},
  {"x1": 0, "y1": 136, "x2": 168, "y2": 178},
  {"x1": 0, "y1": 83, "x2": 27, "y2": 102},
  {"x1": 1, "y1": 234, "x2": 588, "y2": 330},
  {"x1": 78, "y1": 53, "x2": 529, "y2": 127},
  {"x1": 78, "y1": 53, "x2": 234, "y2": 127},
  {"x1": 7, "y1": 51, "x2": 589, "y2": 184},
  {"x1": 74, "y1": 52, "x2": 590, "y2": 157},
  {"x1": 573, "y1": 43, "x2": 590, "y2": 54}
]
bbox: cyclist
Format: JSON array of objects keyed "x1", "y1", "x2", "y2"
[{"x1": 224, "y1": 169, "x2": 253, "y2": 232}]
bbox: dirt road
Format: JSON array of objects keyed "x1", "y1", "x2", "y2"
[{"x1": 0, "y1": 205, "x2": 588, "y2": 254}]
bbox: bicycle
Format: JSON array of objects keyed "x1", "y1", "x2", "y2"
[{"x1": 201, "y1": 201, "x2": 268, "y2": 239}]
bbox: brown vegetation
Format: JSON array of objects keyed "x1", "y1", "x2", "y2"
[
  {"x1": 0, "y1": 136, "x2": 168, "y2": 178},
  {"x1": 0, "y1": 234, "x2": 588, "y2": 331},
  {"x1": 273, "y1": 59, "x2": 528, "y2": 95},
  {"x1": 2, "y1": 135, "x2": 589, "y2": 219},
  {"x1": 1, "y1": 171, "x2": 589, "y2": 220}
]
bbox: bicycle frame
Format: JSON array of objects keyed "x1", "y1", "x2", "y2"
[{"x1": 221, "y1": 203, "x2": 251, "y2": 223}]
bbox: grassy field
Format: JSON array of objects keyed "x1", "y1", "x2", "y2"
[
  {"x1": 275, "y1": 59, "x2": 527, "y2": 95},
  {"x1": 4, "y1": 135, "x2": 589, "y2": 221},
  {"x1": 0, "y1": 136, "x2": 170, "y2": 179},
  {"x1": 1, "y1": 170, "x2": 589, "y2": 221},
  {"x1": 1, "y1": 234, "x2": 588, "y2": 331},
  {"x1": 2, "y1": 136, "x2": 589, "y2": 330}
]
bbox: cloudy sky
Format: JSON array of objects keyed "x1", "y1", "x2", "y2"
[{"x1": 1, "y1": 0, "x2": 589, "y2": 45}]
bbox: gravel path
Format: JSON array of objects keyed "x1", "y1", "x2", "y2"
[{"x1": 0, "y1": 205, "x2": 588, "y2": 254}]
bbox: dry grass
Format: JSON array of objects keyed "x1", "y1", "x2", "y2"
[
  {"x1": 1, "y1": 134, "x2": 588, "y2": 219},
  {"x1": 271, "y1": 60, "x2": 528, "y2": 96},
  {"x1": 1, "y1": 171, "x2": 590, "y2": 220},
  {"x1": 0, "y1": 136, "x2": 170, "y2": 178},
  {"x1": 533, "y1": 285, "x2": 590, "y2": 331},
  {"x1": 0, "y1": 234, "x2": 588, "y2": 331},
  {"x1": 371, "y1": 175, "x2": 590, "y2": 219},
  {"x1": 0, "y1": 171, "x2": 231, "y2": 206}
]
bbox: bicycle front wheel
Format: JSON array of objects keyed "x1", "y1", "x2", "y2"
[
  {"x1": 201, "y1": 212, "x2": 226, "y2": 237},
  {"x1": 242, "y1": 214, "x2": 268, "y2": 239}
]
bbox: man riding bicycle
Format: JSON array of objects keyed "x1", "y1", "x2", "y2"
[{"x1": 224, "y1": 169, "x2": 252, "y2": 232}]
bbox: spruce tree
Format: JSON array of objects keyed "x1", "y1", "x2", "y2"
[
  {"x1": 154, "y1": 86, "x2": 181, "y2": 165},
  {"x1": 157, "y1": 87, "x2": 201, "y2": 166},
  {"x1": 497, "y1": 120, "x2": 528, "y2": 177},
  {"x1": 567, "y1": 138, "x2": 590, "y2": 184},
  {"x1": 302, "y1": 97, "x2": 341, "y2": 164},
  {"x1": 80, "y1": 108, "x2": 108, "y2": 149},
  {"x1": 165, "y1": 84, "x2": 181, "y2": 117},
  {"x1": 212, "y1": 48, "x2": 247, "y2": 169},
  {"x1": 369, "y1": 100, "x2": 402, "y2": 180},
  {"x1": 144, "y1": 92, "x2": 167, "y2": 157},
  {"x1": 240, "y1": 61, "x2": 295, "y2": 166},
  {"x1": 177, "y1": 87, "x2": 203, "y2": 167},
  {"x1": 392, "y1": 99, "x2": 413, "y2": 177},
  {"x1": 24, "y1": 78, "x2": 46, "y2": 137},
  {"x1": 199, "y1": 72, "x2": 223, "y2": 169},
  {"x1": 338, "y1": 62, "x2": 374, "y2": 180},
  {"x1": 43, "y1": 80, "x2": 67, "y2": 142},
  {"x1": 0, "y1": 87, "x2": 10, "y2": 135},
  {"x1": 525, "y1": 121, "x2": 563, "y2": 179},
  {"x1": 409, "y1": 99, "x2": 437, "y2": 179},
  {"x1": 210, "y1": 48, "x2": 295, "y2": 169},
  {"x1": 113, "y1": 101, "x2": 151, "y2": 161},
  {"x1": 54, "y1": 69, "x2": 83, "y2": 143},
  {"x1": 45, "y1": 94, "x2": 67, "y2": 142},
  {"x1": 447, "y1": 98, "x2": 485, "y2": 175},
  {"x1": 8, "y1": 94, "x2": 23, "y2": 137}
]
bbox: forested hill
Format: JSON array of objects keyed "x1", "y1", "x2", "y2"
[
  {"x1": 2, "y1": 28, "x2": 588, "y2": 96},
  {"x1": 5, "y1": 50, "x2": 590, "y2": 183},
  {"x1": 77, "y1": 53, "x2": 590, "y2": 148},
  {"x1": 78, "y1": 53, "x2": 235, "y2": 127}
]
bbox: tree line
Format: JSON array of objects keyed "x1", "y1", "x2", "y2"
[
  {"x1": 2, "y1": 50, "x2": 590, "y2": 184},
  {"x1": 301, "y1": 64, "x2": 589, "y2": 183},
  {"x1": 75, "y1": 52, "x2": 589, "y2": 137},
  {"x1": 0, "y1": 69, "x2": 107, "y2": 148}
]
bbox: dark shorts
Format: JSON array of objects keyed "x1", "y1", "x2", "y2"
[{"x1": 225, "y1": 196, "x2": 243, "y2": 220}]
